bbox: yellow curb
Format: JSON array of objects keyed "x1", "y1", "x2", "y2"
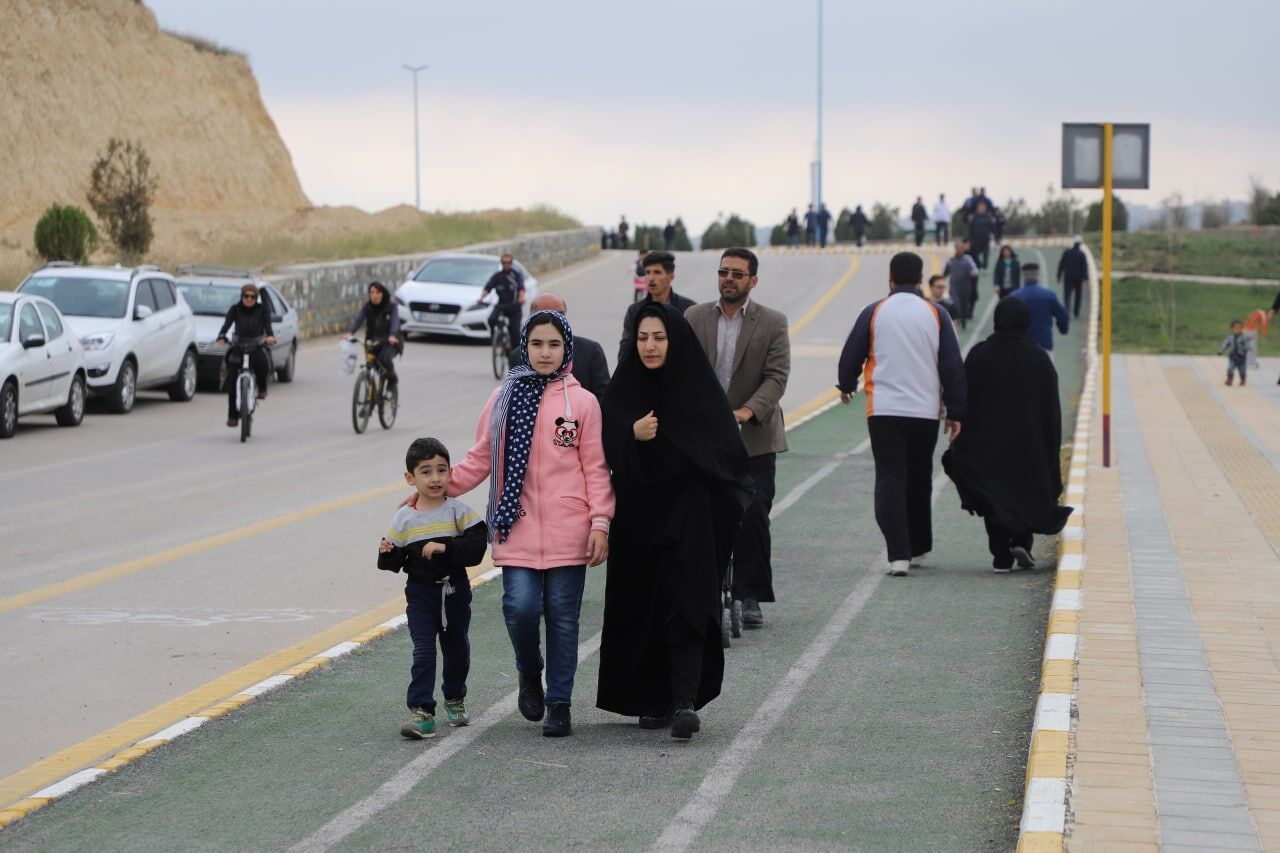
[
  {"x1": 0, "y1": 799, "x2": 51, "y2": 828},
  {"x1": 1059, "y1": 539, "x2": 1083, "y2": 555},
  {"x1": 1055, "y1": 571, "x2": 1082, "y2": 590},
  {"x1": 1017, "y1": 831, "x2": 1065, "y2": 853},
  {"x1": 1048, "y1": 611, "x2": 1080, "y2": 635},
  {"x1": 1041, "y1": 659, "x2": 1075, "y2": 693}
]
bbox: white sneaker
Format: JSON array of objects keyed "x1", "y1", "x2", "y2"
[
  {"x1": 887, "y1": 560, "x2": 910, "y2": 577},
  {"x1": 910, "y1": 552, "x2": 929, "y2": 568},
  {"x1": 1010, "y1": 546, "x2": 1035, "y2": 570}
]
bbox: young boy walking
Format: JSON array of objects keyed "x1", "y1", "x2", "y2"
[
  {"x1": 1220, "y1": 320, "x2": 1250, "y2": 386},
  {"x1": 379, "y1": 438, "x2": 488, "y2": 739}
]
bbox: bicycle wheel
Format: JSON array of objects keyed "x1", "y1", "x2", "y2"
[
  {"x1": 378, "y1": 377, "x2": 398, "y2": 429},
  {"x1": 351, "y1": 372, "x2": 372, "y2": 434},
  {"x1": 491, "y1": 326, "x2": 507, "y2": 380},
  {"x1": 239, "y1": 374, "x2": 253, "y2": 442}
]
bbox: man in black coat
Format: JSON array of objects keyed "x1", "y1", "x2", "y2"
[
  {"x1": 911, "y1": 196, "x2": 928, "y2": 246},
  {"x1": 1056, "y1": 240, "x2": 1089, "y2": 319},
  {"x1": 618, "y1": 251, "x2": 696, "y2": 363},
  {"x1": 968, "y1": 202, "x2": 994, "y2": 269},
  {"x1": 850, "y1": 205, "x2": 870, "y2": 247},
  {"x1": 663, "y1": 221, "x2": 677, "y2": 250},
  {"x1": 531, "y1": 292, "x2": 609, "y2": 402}
]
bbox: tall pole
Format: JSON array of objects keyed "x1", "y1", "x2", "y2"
[
  {"x1": 1102, "y1": 122, "x2": 1114, "y2": 467},
  {"x1": 403, "y1": 64, "x2": 428, "y2": 209},
  {"x1": 816, "y1": 0, "x2": 823, "y2": 217}
]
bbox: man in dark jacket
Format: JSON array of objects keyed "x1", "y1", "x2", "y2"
[
  {"x1": 850, "y1": 205, "x2": 870, "y2": 247},
  {"x1": 1010, "y1": 264, "x2": 1069, "y2": 354},
  {"x1": 532, "y1": 292, "x2": 609, "y2": 402},
  {"x1": 968, "y1": 202, "x2": 994, "y2": 269},
  {"x1": 618, "y1": 250, "x2": 696, "y2": 362},
  {"x1": 817, "y1": 204, "x2": 833, "y2": 248},
  {"x1": 216, "y1": 283, "x2": 275, "y2": 426},
  {"x1": 1056, "y1": 240, "x2": 1089, "y2": 319},
  {"x1": 663, "y1": 221, "x2": 676, "y2": 250},
  {"x1": 911, "y1": 196, "x2": 928, "y2": 246}
]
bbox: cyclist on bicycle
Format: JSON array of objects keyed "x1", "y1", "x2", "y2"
[
  {"x1": 481, "y1": 254, "x2": 525, "y2": 366},
  {"x1": 216, "y1": 283, "x2": 275, "y2": 428},
  {"x1": 343, "y1": 281, "x2": 401, "y2": 388}
]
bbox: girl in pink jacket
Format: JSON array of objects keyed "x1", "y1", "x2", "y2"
[{"x1": 449, "y1": 310, "x2": 615, "y2": 737}]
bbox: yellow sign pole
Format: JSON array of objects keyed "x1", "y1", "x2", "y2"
[{"x1": 1102, "y1": 122, "x2": 1114, "y2": 467}]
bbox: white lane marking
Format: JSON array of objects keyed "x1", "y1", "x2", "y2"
[
  {"x1": 1034, "y1": 694, "x2": 1071, "y2": 733},
  {"x1": 32, "y1": 769, "x2": 108, "y2": 799},
  {"x1": 1021, "y1": 778, "x2": 1068, "y2": 833},
  {"x1": 141, "y1": 717, "x2": 209, "y2": 743},
  {"x1": 770, "y1": 439, "x2": 869, "y2": 520},
  {"x1": 290, "y1": 631, "x2": 604, "y2": 853}
]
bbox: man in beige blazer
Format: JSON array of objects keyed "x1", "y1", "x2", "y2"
[{"x1": 686, "y1": 248, "x2": 791, "y2": 628}]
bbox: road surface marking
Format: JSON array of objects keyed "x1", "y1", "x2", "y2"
[{"x1": 790, "y1": 256, "x2": 860, "y2": 336}]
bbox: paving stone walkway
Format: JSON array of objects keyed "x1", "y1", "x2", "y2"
[{"x1": 1069, "y1": 354, "x2": 1280, "y2": 851}]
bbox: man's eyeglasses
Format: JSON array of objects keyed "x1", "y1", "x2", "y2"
[
  {"x1": 242, "y1": 294, "x2": 257, "y2": 301},
  {"x1": 717, "y1": 268, "x2": 750, "y2": 281}
]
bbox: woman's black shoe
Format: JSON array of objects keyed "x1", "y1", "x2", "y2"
[
  {"x1": 518, "y1": 672, "x2": 545, "y2": 721},
  {"x1": 670, "y1": 708, "x2": 701, "y2": 740},
  {"x1": 542, "y1": 703, "x2": 571, "y2": 737}
]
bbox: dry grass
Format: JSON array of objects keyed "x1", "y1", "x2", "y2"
[{"x1": 161, "y1": 29, "x2": 247, "y2": 59}]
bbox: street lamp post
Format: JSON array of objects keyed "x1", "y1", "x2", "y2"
[
  {"x1": 403, "y1": 63, "x2": 428, "y2": 210},
  {"x1": 815, "y1": 0, "x2": 823, "y2": 216}
]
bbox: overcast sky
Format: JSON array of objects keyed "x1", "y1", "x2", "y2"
[{"x1": 149, "y1": 0, "x2": 1278, "y2": 230}]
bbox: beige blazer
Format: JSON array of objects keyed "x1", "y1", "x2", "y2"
[{"x1": 685, "y1": 299, "x2": 791, "y2": 457}]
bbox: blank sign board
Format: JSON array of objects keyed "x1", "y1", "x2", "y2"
[{"x1": 1062, "y1": 123, "x2": 1150, "y2": 189}]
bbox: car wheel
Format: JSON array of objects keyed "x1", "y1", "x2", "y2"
[
  {"x1": 106, "y1": 358, "x2": 137, "y2": 414},
  {"x1": 276, "y1": 341, "x2": 297, "y2": 383},
  {"x1": 168, "y1": 349, "x2": 198, "y2": 402},
  {"x1": 0, "y1": 381, "x2": 17, "y2": 439},
  {"x1": 55, "y1": 373, "x2": 87, "y2": 427}
]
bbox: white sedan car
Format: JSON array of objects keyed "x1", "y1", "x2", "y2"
[
  {"x1": 18, "y1": 264, "x2": 199, "y2": 413},
  {"x1": 395, "y1": 253, "x2": 539, "y2": 340},
  {"x1": 0, "y1": 291, "x2": 88, "y2": 438}
]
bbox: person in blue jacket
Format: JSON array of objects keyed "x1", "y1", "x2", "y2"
[
  {"x1": 992, "y1": 245, "x2": 1022, "y2": 298},
  {"x1": 1009, "y1": 263, "x2": 1069, "y2": 354}
]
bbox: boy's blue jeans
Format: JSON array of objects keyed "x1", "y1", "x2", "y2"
[
  {"x1": 1228, "y1": 354, "x2": 1247, "y2": 381},
  {"x1": 501, "y1": 566, "x2": 587, "y2": 706},
  {"x1": 405, "y1": 578, "x2": 472, "y2": 713}
]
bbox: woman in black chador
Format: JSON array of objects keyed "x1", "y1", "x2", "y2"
[
  {"x1": 942, "y1": 297, "x2": 1073, "y2": 571},
  {"x1": 596, "y1": 303, "x2": 751, "y2": 740}
]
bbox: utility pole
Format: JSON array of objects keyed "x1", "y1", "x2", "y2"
[
  {"x1": 815, "y1": 0, "x2": 824, "y2": 216},
  {"x1": 403, "y1": 64, "x2": 428, "y2": 209}
]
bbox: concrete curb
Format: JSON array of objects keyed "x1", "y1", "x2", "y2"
[
  {"x1": 1016, "y1": 244, "x2": 1100, "y2": 853},
  {"x1": 758, "y1": 236, "x2": 1072, "y2": 256}
]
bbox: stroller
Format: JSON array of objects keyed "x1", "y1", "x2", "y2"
[{"x1": 721, "y1": 559, "x2": 742, "y2": 648}]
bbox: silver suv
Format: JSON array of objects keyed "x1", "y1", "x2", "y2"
[{"x1": 17, "y1": 264, "x2": 199, "y2": 413}]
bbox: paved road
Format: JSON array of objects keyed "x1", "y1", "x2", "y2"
[
  {"x1": 0, "y1": 247, "x2": 941, "y2": 787},
  {"x1": 0, "y1": 244, "x2": 1088, "y2": 850}
]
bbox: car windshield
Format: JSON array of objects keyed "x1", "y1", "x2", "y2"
[
  {"x1": 0, "y1": 304, "x2": 11, "y2": 342},
  {"x1": 413, "y1": 258, "x2": 499, "y2": 287},
  {"x1": 176, "y1": 282, "x2": 243, "y2": 316},
  {"x1": 19, "y1": 276, "x2": 130, "y2": 318}
]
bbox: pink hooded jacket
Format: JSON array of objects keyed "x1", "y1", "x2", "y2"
[{"x1": 449, "y1": 372, "x2": 615, "y2": 570}]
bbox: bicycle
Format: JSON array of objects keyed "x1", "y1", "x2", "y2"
[
  {"x1": 223, "y1": 337, "x2": 270, "y2": 443},
  {"x1": 475, "y1": 302, "x2": 516, "y2": 380},
  {"x1": 349, "y1": 338, "x2": 397, "y2": 434}
]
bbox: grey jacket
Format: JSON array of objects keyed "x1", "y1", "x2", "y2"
[{"x1": 685, "y1": 299, "x2": 791, "y2": 457}]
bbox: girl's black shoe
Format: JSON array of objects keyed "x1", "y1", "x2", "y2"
[{"x1": 542, "y1": 703, "x2": 571, "y2": 737}]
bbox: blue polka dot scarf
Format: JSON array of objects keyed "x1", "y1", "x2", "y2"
[{"x1": 486, "y1": 310, "x2": 575, "y2": 543}]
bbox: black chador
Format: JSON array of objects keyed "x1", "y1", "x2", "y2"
[{"x1": 596, "y1": 303, "x2": 751, "y2": 718}]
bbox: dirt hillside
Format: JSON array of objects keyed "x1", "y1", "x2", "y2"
[{"x1": 0, "y1": 0, "x2": 309, "y2": 249}]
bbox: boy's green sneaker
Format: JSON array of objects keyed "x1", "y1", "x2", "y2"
[
  {"x1": 443, "y1": 699, "x2": 470, "y2": 727},
  {"x1": 400, "y1": 708, "x2": 437, "y2": 739}
]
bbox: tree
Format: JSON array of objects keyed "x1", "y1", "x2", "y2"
[
  {"x1": 867, "y1": 203, "x2": 900, "y2": 241},
  {"x1": 1248, "y1": 177, "x2": 1280, "y2": 226},
  {"x1": 1160, "y1": 192, "x2": 1189, "y2": 230},
  {"x1": 34, "y1": 203, "x2": 100, "y2": 264},
  {"x1": 834, "y1": 207, "x2": 855, "y2": 243},
  {"x1": 87, "y1": 138, "x2": 158, "y2": 260},
  {"x1": 701, "y1": 213, "x2": 756, "y2": 250},
  {"x1": 632, "y1": 219, "x2": 693, "y2": 252},
  {"x1": 1000, "y1": 198, "x2": 1033, "y2": 237},
  {"x1": 1084, "y1": 196, "x2": 1130, "y2": 232},
  {"x1": 1033, "y1": 185, "x2": 1084, "y2": 235},
  {"x1": 1199, "y1": 199, "x2": 1229, "y2": 229}
]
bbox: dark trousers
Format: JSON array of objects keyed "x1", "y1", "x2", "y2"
[
  {"x1": 489, "y1": 306, "x2": 522, "y2": 364},
  {"x1": 1228, "y1": 354, "x2": 1248, "y2": 382},
  {"x1": 405, "y1": 578, "x2": 472, "y2": 712},
  {"x1": 914, "y1": 224, "x2": 925, "y2": 246},
  {"x1": 818, "y1": 226, "x2": 829, "y2": 248},
  {"x1": 1063, "y1": 278, "x2": 1084, "y2": 318},
  {"x1": 373, "y1": 343, "x2": 397, "y2": 387},
  {"x1": 854, "y1": 229, "x2": 866, "y2": 247},
  {"x1": 935, "y1": 222, "x2": 949, "y2": 245},
  {"x1": 501, "y1": 565, "x2": 587, "y2": 705},
  {"x1": 805, "y1": 229, "x2": 815, "y2": 246},
  {"x1": 984, "y1": 519, "x2": 1032, "y2": 570},
  {"x1": 670, "y1": 642, "x2": 703, "y2": 709},
  {"x1": 868, "y1": 416, "x2": 939, "y2": 562},
  {"x1": 225, "y1": 349, "x2": 270, "y2": 419},
  {"x1": 733, "y1": 453, "x2": 777, "y2": 602},
  {"x1": 971, "y1": 237, "x2": 990, "y2": 269}
]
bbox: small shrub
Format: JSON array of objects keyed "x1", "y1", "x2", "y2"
[
  {"x1": 34, "y1": 203, "x2": 100, "y2": 264},
  {"x1": 867, "y1": 203, "x2": 900, "y2": 241},
  {"x1": 1084, "y1": 196, "x2": 1130, "y2": 232},
  {"x1": 87, "y1": 138, "x2": 158, "y2": 261},
  {"x1": 701, "y1": 213, "x2": 756, "y2": 250}
]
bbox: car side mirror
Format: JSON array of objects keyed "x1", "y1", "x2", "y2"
[
  {"x1": 22, "y1": 334, "x2": 46, "y2": 350},
  {"x1": 134, "y1": 304, "x2": 153, "y2": 320}
]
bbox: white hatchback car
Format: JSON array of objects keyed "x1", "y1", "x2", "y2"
[
  {"x1": 0, "y1": 291, "x2": 88, "y2": 438},
  {"x1": 18, "y1": 264, "x2": 199, "y2": 413},
  {"x1": 395, "y1": 253, "x2": 539, "y2": 340}
]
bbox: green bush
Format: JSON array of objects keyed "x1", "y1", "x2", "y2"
[
  {"x1": 701, "y1": 213, "x2": 756, "y2": 250},
  {"x1": 87, "y1": 138, "x2": 158, "y2": 261},
  {"x1": 33, "y1": 203, "x2": 100, "y2": 264},
  {"x1": 632, "y1": 219, "x2": 693, "y2": 252},
  {"x1": 1084, "y1": 196, "x2": 1129, "y2": 232},
  {"x1": 867, "y1": 203, "x2": 900, "y2": 241}
]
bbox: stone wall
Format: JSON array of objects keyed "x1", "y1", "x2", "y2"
[{"x1": 266, "y1": 227, "x2": 601, "y2": 337}]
